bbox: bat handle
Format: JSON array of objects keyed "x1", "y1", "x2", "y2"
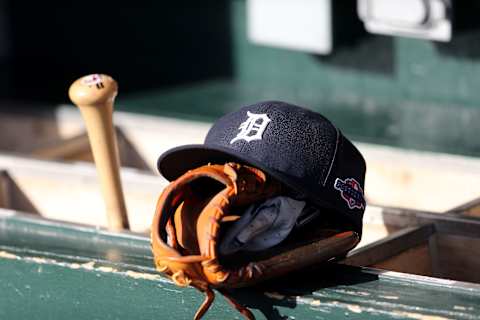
[{"x1": 69, "y1": 74, "x2": 129, "y2": 231}]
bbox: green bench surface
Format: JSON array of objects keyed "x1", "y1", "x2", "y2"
[{"x1": 1, "y1": 212, "x2": 479, "y2": 320}]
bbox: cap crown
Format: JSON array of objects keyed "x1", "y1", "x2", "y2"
[
  {"x1": 204, "y1": 101, "x2": 366, "y2": 234},
  {"x1": 206, "y1": 102, "x2": 338, "y2": 185}
]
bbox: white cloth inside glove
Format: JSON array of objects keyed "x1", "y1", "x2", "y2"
[{"x1": 219, "y1": 196, "x2": 306, "y2": 255}]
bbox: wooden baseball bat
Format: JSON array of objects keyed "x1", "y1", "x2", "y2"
[{"x1": 68, "y1": 74, "x2": 129, "y2": 231}]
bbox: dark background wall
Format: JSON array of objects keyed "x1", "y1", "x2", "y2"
[
  {"x1": 0, "y1": 1, "x2": 233, "y2": 102},
  {"x1": 1, "y1": 0, "x2": 480, "y2": 157}
]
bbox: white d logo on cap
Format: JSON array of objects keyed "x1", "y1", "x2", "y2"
[{"x1": 230, "y1": 111, "x2": 271, "y2": 144}]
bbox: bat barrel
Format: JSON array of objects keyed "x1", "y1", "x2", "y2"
[{"x1": 69, "y1": 74, "x2": 129, "y2": 231}]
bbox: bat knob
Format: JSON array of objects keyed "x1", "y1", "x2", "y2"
[{"x1": 68, "y1": 74, "x2": 118, "y2": 107}]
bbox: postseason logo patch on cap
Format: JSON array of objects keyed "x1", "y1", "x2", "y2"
[{"x1": 334, "y1": 178, "x2": 365, "y2": 210}]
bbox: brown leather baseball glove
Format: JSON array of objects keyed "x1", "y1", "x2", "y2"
[{"x1": 151, "y1": 162, "x2": 359, "y2": 319}]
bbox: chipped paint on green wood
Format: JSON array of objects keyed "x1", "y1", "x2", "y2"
[
  {"x1": 1, "y1": 248, "x2": 480, "y2": 320},
  {"x1": 1, "y1": 212, "x2": 480, "y2": 320}
]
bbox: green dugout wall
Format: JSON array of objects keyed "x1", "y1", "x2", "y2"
[{"x1": 1, "y1": 1, "x2": 480, "y2": 156}]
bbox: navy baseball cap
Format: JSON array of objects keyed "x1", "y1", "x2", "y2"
[{"x1": 157, "y1": 101, "x2": 366, "y2": 236}]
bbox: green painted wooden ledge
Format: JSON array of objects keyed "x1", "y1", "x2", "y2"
[{"x1": 1, "y1": 210, "x2": 479, "y2": 320}]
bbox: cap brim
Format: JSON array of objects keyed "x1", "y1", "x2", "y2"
[
  {"x1": 158, "y1": 145, "x2": 246, "y2": 180},
  {"x1": 158, "y1": 145, "x2": 361, "y2": 235},
  {"x1": 158, "y1": 144, "x2": 332, "y2": 211}
]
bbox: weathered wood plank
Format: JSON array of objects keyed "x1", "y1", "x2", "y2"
[
  {"x1": 373, "y1": 244, "x2": 432, "y2": 276},
  {"x1": 0, "y1": 171, "x2": 39, "y2": 214},
  {"x1": 1, "y1": 211, "x2": 480, "y2": 320},
  {"x1": 380, "y1": 207, "x2": 480, "y2": 239},
  {"x1": 346, "y1": 209, "x2": 480, "y2": 282},
  {"x1": 448, "y1": 196, "x2": 480, "y2": 217},
  {"x1": 0, "y1": 171, "x2": 11, "y2": 209},
  {"x1": 435, "y1": 234, "x2": 480, "y2": 283},
  {"x1": 2, "y1": 106, "x2": 480, "y2": 213},
  {"x1": 0, "y1": 154, "x2": 166, "y2": 232},
  {"x1": 343, "y1": 224, "x2": 435, "y2": 266},
  {"x1": 29, "y1": 132, "x2": 92, "y2": 161},
  {"x1": 2, "y1": 251, "x2": 479, "y2": 320}
]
